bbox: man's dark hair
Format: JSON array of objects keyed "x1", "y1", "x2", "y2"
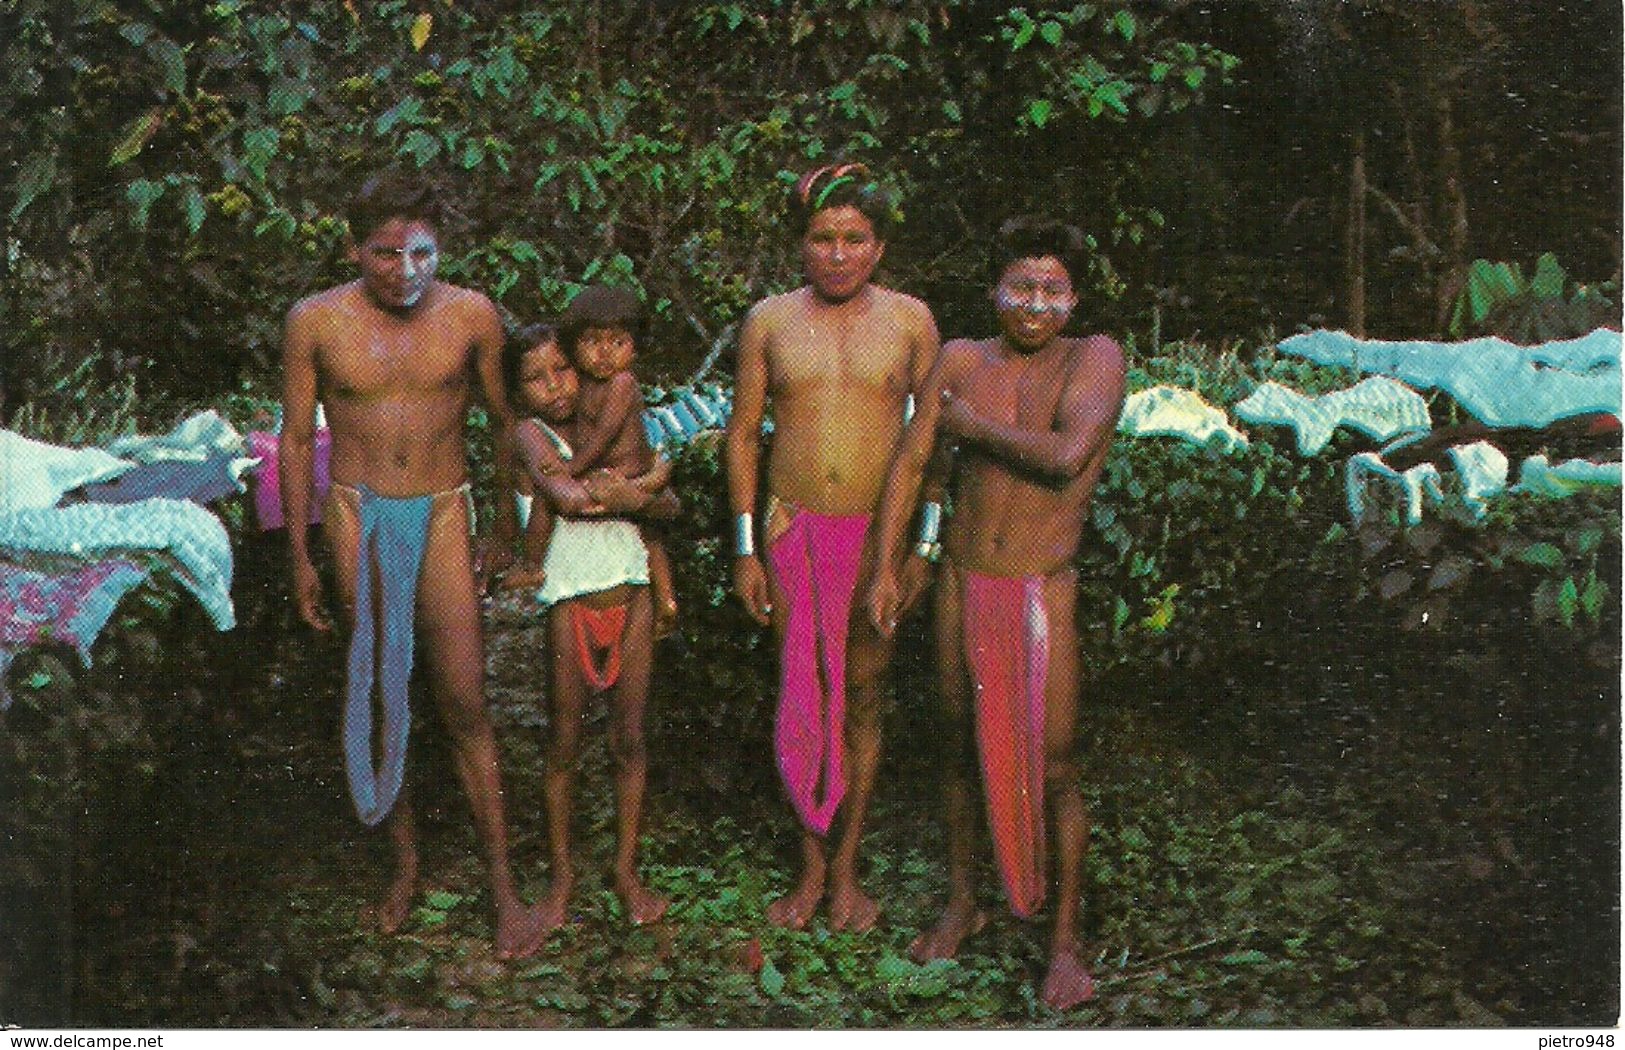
[
  {"x1": 503, "y1": 322, "x2": 560, "y2": 403},
  {"x1": 558, "y1": 284, "x2": 648, "y2": 361},
  {"x1": 789, "y1": 162, "x2": 897, "y2": 240},
  {"x1": 990, "y1": 216, "x2": 1089, "y2": 286},
  {"x1": 345, "y1": 171, "x2": 443, "y2": 243}
]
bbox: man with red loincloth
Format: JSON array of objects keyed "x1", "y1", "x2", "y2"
[{"x1": 868, "y1": 216, "x2": 1126, "y2": 1009}]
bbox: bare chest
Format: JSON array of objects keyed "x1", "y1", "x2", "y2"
[
  {"x1": 767, "y1": 316, "x2": 912, "y2": 394},
  {"x1": 318, "y1": 324, "x2": 472, "y2": 400},
  {"x1": 960, "y1": 352, "x2": 1070, "y2": 430}
]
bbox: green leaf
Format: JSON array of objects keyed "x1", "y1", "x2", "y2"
[
  {"x1": 1530, "y1": 252, "x2": 1567, "y2": 300},
  {"x1": 1027, "y1": 98, "x2": 1053, "y2": 128},
  {"x1": 759, "y1": 958, "x2": 785, "y2": 996},
  {"x1": 149, "y1": 37, "x2": 187, "y2": 94},
  {"x1": 400, "y1": 128, "x2": 441, "y2": 166},
  {"x1": 1114, "y1": 9, "x2": 1136, "y2": 41},
  {"x1": 876, "y1": 954, "x2": 915, "y2": 982},
  {"x1": 1220, "y1": 949, "x2": 1269, "y2": 966},
  {"x1": 1011, "y1": 20, "x2": 1036, "y2": 50},
  {"x1": 1183, "y1": 65, "x2": 1207, "y2": 90},
  {"x1": 182, "y1": 185, "x2": 206, "y2": 234},
  {"x1": 126, "y1": 179, "x2": 166, "y2": 228},
  {"x1": 410, "y1": 12, "x2": 432, "y2": 51},
  {"x1": 1040, "y1": 20, "x2": 1063, "y2": 46},
  {"x1": 1517, "y1": 542, "x2": 1564, "y2": 568},
  {"x1": 1555, "y1": 576, "x2": 1579, "y2": 627},
  {"x1": 10, "y1": 153, "x2": 56, "y2": 221},
  {"x1": 242, "y1": 126, "x2": 280, "y2": 180},
  {"x1": 1580, "y1": 570, "x2": 1608, "y2": 619},
  {"x1": 109, "y1": 107, "x2": 165, "y2": 166},
  {"x1": 424, "y1": 890, "x2": 464, "y2": 910}
]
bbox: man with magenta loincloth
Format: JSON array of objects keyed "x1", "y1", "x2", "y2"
[
  {"x1": 726, "y1": 164, "x2": 942, "y2": 931},
  {"x1": 867, "y1": 217, "x2": 1126, "y2": 1009},
  {"x1": 280, "y1": 171, "x2": 549, "y2": 958}
]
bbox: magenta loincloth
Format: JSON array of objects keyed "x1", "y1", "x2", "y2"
[
  {"x1": 766, "y1": 506, "x2": 870, "y2": 836},
  {"x1": 963, "y1": 571, "x2": 1050, "y2": 918}
]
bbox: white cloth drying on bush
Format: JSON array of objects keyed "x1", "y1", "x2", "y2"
[
  {"x1": 1278, "y1": 328, "x2": 1622, "y2": 428},
  {"x1": 1234, "y1": 376, "x2": 1432, "y2": 456},
  {"x1": 106, "y1": 409, "x2": 248, "y2": 463},
  {"x1": 1118, "y1": 386, "x2": 1249, "y2": 452},
  {"x1": 0, "y1": 430, "x2": 134, "y2": 513},
  {"x1": 1514, "y1": 455, "x2": 1622, "y2": 498}
]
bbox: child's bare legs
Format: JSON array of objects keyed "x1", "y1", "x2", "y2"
[
  {"x1": 607, "y1": 588, "x2": 668, "y2": 922},
  {"x1": 643, "y1": 536, "x2": 677, "y2": 638},
  {"x1": 540, "y1": 601, "x2": 587, "y2": 932}
]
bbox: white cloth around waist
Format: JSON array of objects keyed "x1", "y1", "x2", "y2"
[{"x1": 517, "y1": 493, "x2": 649, "y2": 607}]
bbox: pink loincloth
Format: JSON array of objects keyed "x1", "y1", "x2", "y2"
[
  {"x1": 766, "y1": 504, "x2": 870, "y2": 836},
  {"x1": 963, "y1": 571, "x2": 1050, "y2": 918}
]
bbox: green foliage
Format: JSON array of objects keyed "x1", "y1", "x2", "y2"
[
  {"x1": 1, "y1": 0, "x2": 1235, "y2": 417},
  {"x1": 1447, "y1": 254, "x2": 1617, "y2": 343}
]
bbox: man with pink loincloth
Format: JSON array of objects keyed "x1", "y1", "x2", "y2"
[
  {"x1": 868, "y1": 217, "x2": 1126, "y2": 1010},
  {"x1": 726, "y1": 164, "x2": 941, "y2": 931}
]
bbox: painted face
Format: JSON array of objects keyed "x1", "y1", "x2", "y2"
[
  {"x1": 572, "y1": 325, "x2": 636, "y2": 382},
  {"x1": 519, "y1": 340, "x2": 579, "y2": 423},
  {"x1": 354, "y1": 218, "x2": 440, "y2": 311},
  {"x1": 993, "y1": 256, "x2": 1076, "y2": 351},
  {"x1": 802, "y1": 205, "x2": 884, "y2": 303}
]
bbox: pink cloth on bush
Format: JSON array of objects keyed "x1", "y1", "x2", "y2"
[{"x1": 247, "y1": 429, "x2": 331, "y2": 531}]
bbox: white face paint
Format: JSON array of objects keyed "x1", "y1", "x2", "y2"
[{"x1": 399, "y1": 231, "x2": 439, "y2": 307}]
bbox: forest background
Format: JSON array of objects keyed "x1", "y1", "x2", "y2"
[{"x1": 1, "y1": 0, "x2": 1621, "y2": 1031}]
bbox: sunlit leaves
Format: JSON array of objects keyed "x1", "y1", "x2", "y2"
[
  {"x1": 9, "y1": 153, "x2": 55, "y2": 221},
  {"x1": 409, "y1": 13, "x2": 432, "y2": 52},
  {"x1": 109, "y1": 107, "x2": 164, "y2": 166},
  {"x1": 125, "y1": 178, "x2": 165, "y2": 227}
]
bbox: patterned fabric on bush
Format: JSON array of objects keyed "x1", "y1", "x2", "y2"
[
  {"x1": 641, "y1": 385, "x2": 733, "y2": 449},
  {"x1": 0, "y1": 559, "x2": 150, "y2": 709},
  {"x1": 1278, "y1": 328, "x2": 1622, "y2": 429},
  {"x1": 1118, "y1": 385, "x2": 1249, "y2": 452},
  {"x1": 1514, "y1": 455, "x2": 1623, "y2": 498},
  {"x1": 1234, "y1": 377, "x2": 1431, "y2": 456},
  {"x1": 0, "y1": 500, "x2": 236, "y2": 632},
  {"x1": 0, "y1": 430, "x2": 134, "y2": 513}
]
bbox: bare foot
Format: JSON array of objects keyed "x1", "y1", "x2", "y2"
[
  {"x1": 614, "y1": 873, "x2": 671, "y2": 925},
  {"x1": 827, "y1": 878, "x2": 880, "y2": 932},
  {"x1": 766, "y1": 869, "x2": 824, "y2": 930},
  {"x1": 494, "y1": 902, "x2": 552, "y2": 960},
  {"x1": 536, "y1": 880, "x2": 571, "y2": 936},
  {"x1": 361, "y1": 864, "x2": 419, "y2": 935},
  {"x1": 1041, "y1": 946, "x2": 1095, "y2": 1010},
  {"x1": 908, "y1": 900, "x2": 988, "y2": 961}
]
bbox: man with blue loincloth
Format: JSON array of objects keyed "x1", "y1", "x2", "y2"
[
  {"x1": 867, "y1": 217, "x2": 1125, "y2": 1009},
  {"x1": 280, "y1": 171, "x2": 549, "y2": 958}
]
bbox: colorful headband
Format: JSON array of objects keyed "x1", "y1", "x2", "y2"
[{"x1": 795, "y1": 162, "x2": 873, "y2": 208}]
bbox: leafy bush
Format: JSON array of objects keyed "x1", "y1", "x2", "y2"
[{"x1": 1447, "y1": 253, "x2": 1617, "y2": 344}]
